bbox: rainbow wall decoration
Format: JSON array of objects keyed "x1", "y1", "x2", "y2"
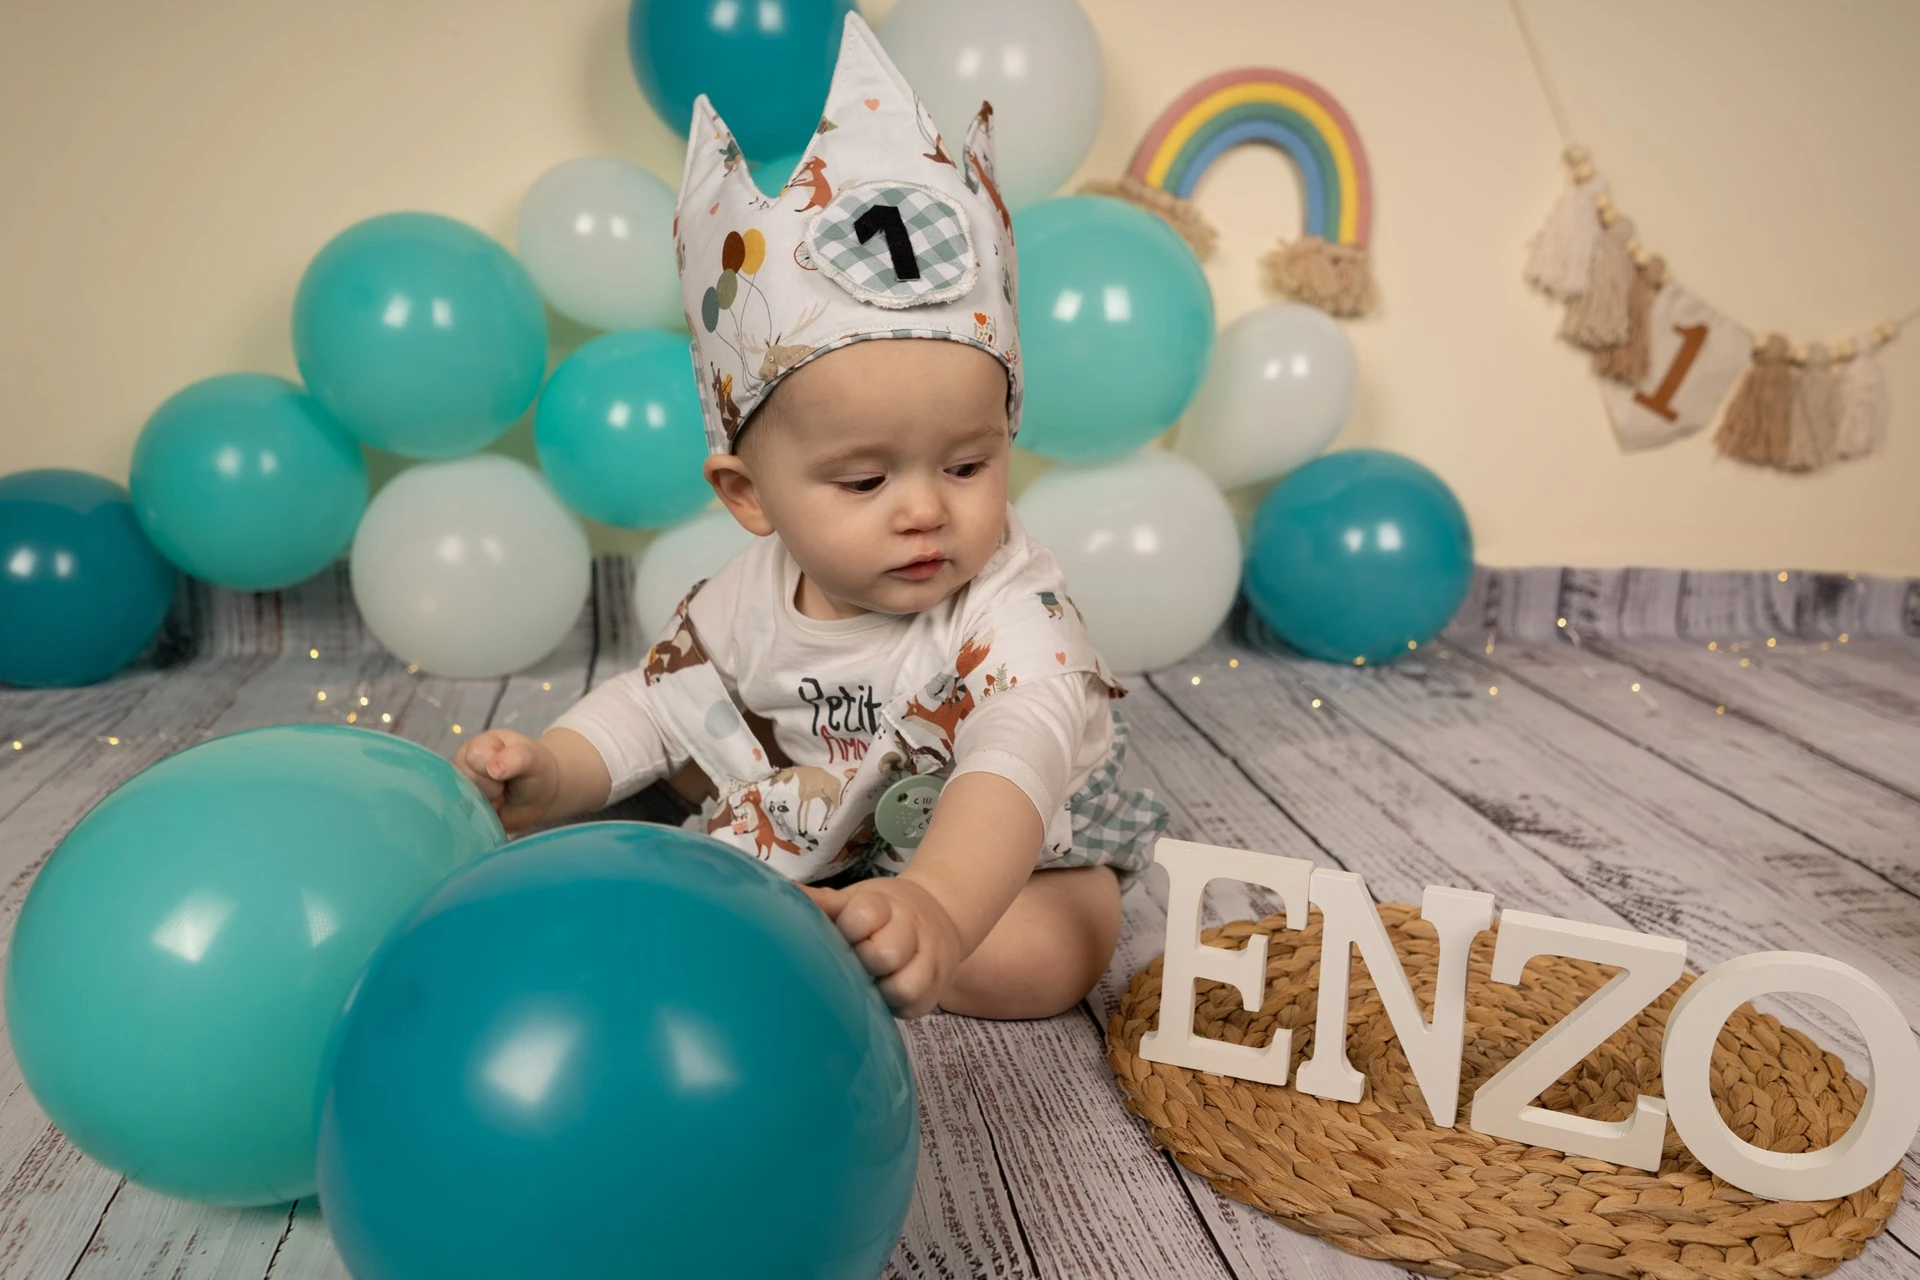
[{"x1": 1087, "y1": 67, "x2": 1376, "y2": 317}]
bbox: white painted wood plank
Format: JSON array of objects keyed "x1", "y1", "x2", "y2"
[
  {"x1": 259, "y1": 1200, "x2": 344, "y2": 1280},
  {"x1": 0, "y1": 672, "x2": 167, "y2": 825},
  {"x1": 1591, "y1": 637, "x2": 1920, "y2": 797},
  {"x1": 950, "y1": 1010, "x2": 1234, "y2": 1280},
  {"x1": 1470, "y1": 639, "x2": 1920, "y2": 894},
  {"x1": 64, "y1": 1191, "x2": 293, "y2": 1280}
]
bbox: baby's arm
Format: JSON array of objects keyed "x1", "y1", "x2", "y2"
[
  {"x1": 454, "y1": 668, "x2": 682, "y2": 833},
  {"x1": 808, "y1": 675, "x2": 1101, "y2": 1017}
]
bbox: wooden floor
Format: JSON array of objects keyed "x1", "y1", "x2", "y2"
[{"x1": 2, "y1": 563, "x2": 1918, "y2": 1280}]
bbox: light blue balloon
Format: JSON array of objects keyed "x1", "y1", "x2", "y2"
[
  {"x1": 534, "y1": 329, "x2": 711, "y2": 529},
  {"x1": 750, "y1": 150, "x2": 807, "y2": 200},
  {"x1": 316, "y1": 821, "x2": 917, "y2": 1280},
  {"x1": 131, "y1": 374, "x2": 368, "y2": 591},
  {"x1": 628, "y1": 0, "x2": 855, "y2": 161},
  {"x1": 292, "y1": 213, "x2": 549, "y2": 459},
  {"x1": 4, "y1": 725, "x2": 504, "y2": 1205},
  {"x1": 1013, "y1": 195, "x2": 1214, "y2": 461},
  {"x1": 0, "y1": 469, "x2": 175, "y2": 688},
  {"x1": 1242, "y1": 449, "x2": 1474, "y2": 665}
]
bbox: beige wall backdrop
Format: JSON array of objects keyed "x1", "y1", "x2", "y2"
[{"x1": 3, "y1": 0, "x2": 1917, "y2": 572}]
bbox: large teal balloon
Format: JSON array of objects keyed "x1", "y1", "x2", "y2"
[
  {"x1": 292, "y1": 213, "x2": 548, "y2": 459},
  {"x1": 1242, "y1": 449, "x2": 1475, "y2": 665},
  {"x1": 317, "y1": 821, "x2": 916, "y2": 1280},
  {"x1": 131, "y1": 374, "x2": 368, "y2": 590},
  {"x1": 4, "y1": 726, "x2": 504, "y2": 1205},
  {"x1": 535, "y1": 329, "x2": 711, "y2": 529},
  {"x1": 1013, "y1": 195, "x2": 1214, "y2": 461},
  {"x1": 628, "y1": 0, "x2": 854, "y2": 161},
  {"x1": 0, "y1": 469, "x2": 175, "y2": 688}
]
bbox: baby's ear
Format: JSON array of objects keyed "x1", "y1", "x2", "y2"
[{"x1": 703, "y1": 454, "x2": 775, "y2": 537}]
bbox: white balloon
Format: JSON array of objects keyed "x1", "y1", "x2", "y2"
[
  {"x1": 515, "y1": 157, "x2": 681, "y2": 332},
  {"x1": 1176, "y1": 304, "x2": 1357, "y2": 489},
  {"x1": 351, "y1": 456, "x2": 591, "y2": 678},
  {"x1": 1015, "y1": 450, "x2": 1240, "y2": 673},
  {"x1": 879, "y1": 0, "x2": 1104, "y2": 211},
  {"x1": 633, "y1": 506, "x2": 759, "y2": 639}
]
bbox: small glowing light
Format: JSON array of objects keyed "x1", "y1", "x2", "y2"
[
  {"x1": 1228, "y1": 659, "x2": 1239, "y2": 668},
  {"x1": 1766, "y1": 637, "x2": 1776, "y2": 648},
  {"x1": 1557, "y1": 618, "x2": 1567, "y2": 628},
  {"x1": 309, "y1": 648, "x2": 319, "y2": 659},
  {"x1": 381, "y1": 713, "x2": 392, "y2": 724},
  {"x1": 1190, "y1": 675, "x2": 1201, "y2": 685},
  {"x1": 1777, "y1": 571, "x2": 1789, "y2": 582},
  {"x1": 1739, "y1": 658, "x2": 1751, "y2": 668},
  {"x1": 1407, "y1": 640, "x2": 1418, "y2": 650},
  {"x1": 107, "y1": 736, "x2": 120, "y2": 746},
  {"x1": 1716, "y1": 705, "x2": 1726, "y2": 715},
  {"x1": 1310, "y1": 698, "x2": 1322, "y2": 709},
  {"x1": 1488, "y1": 686, "x2": 1499, "y2": 697},
  {"x1": 451, "y1": 724, "x2": 464, "y2": 735},
  {"x1": 1353, "y1": 656, "x2": 1366, "y2": 666},
  {"x1": 346, "y1": 713, "x2": 357, "y2": 723},
  {"x1": 9, "y1": 741, "x2": 20, "y2": 751},
  {"x1": 1630, "y1": 683, "x2": 1641, "y2": 692},
  {"x1": 1708, "y1": 642, "x2": 1718, "y2": 651},
  {"x1": 359, "y1": 695, "x2": 370, "y2": 706},
  {"x1": 1839, "y1": 633, "x2": 1850, "y2": 644},
  {"x1": 542, "y1": 681, "x2": 553, "y2": 690},
  {"x1": 1484, "y1": 642, "x2": 1495, "y2": 655},
  {"x1": 407, "y1": 663, "x2": 420, "y2": 674},
  {"x1": 316, "y1": 691, "x2": 327, "y2": 701}
]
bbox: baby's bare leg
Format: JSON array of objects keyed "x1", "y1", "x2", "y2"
[{"x1": 938, "y1": 866, "x2": 1122, "y2": 1020}]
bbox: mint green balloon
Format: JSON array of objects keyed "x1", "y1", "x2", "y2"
[{"x1": 4, "y1": 725, "x2": 504, "y2": 1206}]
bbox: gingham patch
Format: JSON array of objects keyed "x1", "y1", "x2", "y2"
[{"x1": 808, "y1": 180, "x2": 977, "y2": 309}]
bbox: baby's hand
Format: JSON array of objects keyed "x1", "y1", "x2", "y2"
[
  {"x1": 804, "y1": 879, "x2": 963, "y2": 1019},
  {"x1": 454, "y1": 729, "x2": 559, "y2": 834}
]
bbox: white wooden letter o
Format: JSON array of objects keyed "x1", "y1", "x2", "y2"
[{"x1": 1662, "y1": 951, "x2": 1920, "y2": 1201}]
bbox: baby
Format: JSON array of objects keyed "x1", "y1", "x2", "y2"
[{"x1": 453, "y1": 13, "x2": 1166, "y2": 1021}]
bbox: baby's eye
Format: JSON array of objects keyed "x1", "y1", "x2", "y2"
[
  {"x1": 838, "y1": 476, "x2": 884, "y2": 494},
  {"x1": 949, "y1": 460, "x2": 987, "y2": 479}
]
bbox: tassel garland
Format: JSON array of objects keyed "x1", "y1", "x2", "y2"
[{"x1": 1531, "y1": 149, "x2": 1903, "y2": 473}]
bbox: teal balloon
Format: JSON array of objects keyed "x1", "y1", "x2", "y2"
[
  {"x1": 4, "y1": 726, "x2": 504, "y2": 1205},
  {"x1": 751, "y1": 151, "x2": 807, "y2": 199},
  {"x1": 316, "y1": 821, "x2": 916, "y2": 1280},
  {"x1": 534, "y1": 329, "x2": 711, "y2": 529},
  {"x1": 131, "y1": 374, "x2": 368, "y2": 591},
  {"x1": 627, "y1": 0, "x2": 855, "y2": 161},
  {"x1": 0, "y1": 469, "x2": 175, "y2": 688},
  {"x1": 1242, "y1": 449, "x2": 1474, "y2": 665},
  {"x1": 700, "y1": 286, "x2": 720, "y2": 332},
  {"x1": 1013, "y1": 195, "x2": 1214, "y2": 461},
  {"x1": 292, "y1": 213, "x2": 548, "y2": 460}
]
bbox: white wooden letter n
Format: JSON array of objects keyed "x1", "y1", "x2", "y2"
[{"x1": 1137, "y1": 839, "x2": 1313, "y2": 1086}]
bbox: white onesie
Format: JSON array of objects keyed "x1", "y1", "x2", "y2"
[{"x1": 550, "y1": 507, "x2": 1164, "y2": 885}]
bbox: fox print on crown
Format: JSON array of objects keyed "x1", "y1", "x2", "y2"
[{"x1": 674, "y1": 11, "x2": 1024, "y2": 456}]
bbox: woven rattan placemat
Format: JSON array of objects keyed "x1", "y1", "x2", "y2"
[{"x1": 1106, "y1": 904, "x2": 1901, "y2": 1279}]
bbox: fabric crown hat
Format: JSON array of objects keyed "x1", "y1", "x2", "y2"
[{"x1": 673, "y1": 10, "x2": 1023, "y2": 455}]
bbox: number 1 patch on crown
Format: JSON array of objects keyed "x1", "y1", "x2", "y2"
[{"x1": 806, "y1": 180, "x2": 978, "y2": 310}]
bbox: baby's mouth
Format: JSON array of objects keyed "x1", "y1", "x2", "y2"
[{"x1": 890, "y1": 554, "x2": 947, "y2": 580}]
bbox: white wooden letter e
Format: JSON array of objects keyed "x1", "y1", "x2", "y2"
[{"x1": 1137, "y1": 840, "x2": 1314, "y2": 1086}]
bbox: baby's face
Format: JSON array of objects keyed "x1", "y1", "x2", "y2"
[{"x1": 708, "y1": 340, "x2": 1011, "y2": 618}]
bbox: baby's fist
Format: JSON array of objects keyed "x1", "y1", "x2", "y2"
[{"x1": 455, "y1": 729, "x2": 557, "y2": 833}]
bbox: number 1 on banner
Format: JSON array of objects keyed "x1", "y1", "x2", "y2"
[{"x1": 1634, "y1": 322, "x2": 1709, "y2": 423}]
